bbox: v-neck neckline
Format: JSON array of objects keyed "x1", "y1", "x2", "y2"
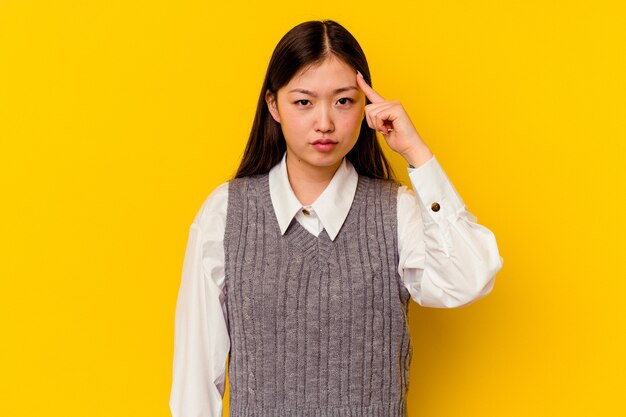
[
  {"x1": 284, "y1": 219, "x2": 334, "y2": 262},
  {"x1": 257, "y1": 173, "x2": 370, "y2": 265}
]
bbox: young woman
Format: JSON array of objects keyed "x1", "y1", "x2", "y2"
[{"x1": 170, "y1": 20, "x2": 503, "y2": 417}]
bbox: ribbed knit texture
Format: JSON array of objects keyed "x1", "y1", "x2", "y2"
[{"x1": 224, "y1": 173, "x2": 413, "y2": 417}]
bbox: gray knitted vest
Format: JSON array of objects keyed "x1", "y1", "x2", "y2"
[{"x1": 224, "y1": 173, "x2": 412, "y2": 417}]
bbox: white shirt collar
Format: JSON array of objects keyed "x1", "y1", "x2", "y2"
[{"x1": 268, "y1": 152, "x2": 358, "y2": 241}]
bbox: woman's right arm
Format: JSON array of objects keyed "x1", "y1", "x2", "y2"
[{"x1": 169, "y1": 183, "x2": 230, "y2": 417}]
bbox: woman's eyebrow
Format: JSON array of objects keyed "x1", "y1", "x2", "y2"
[{"x1": 287, "y1": 86, "x2": 358, "y2": 96}]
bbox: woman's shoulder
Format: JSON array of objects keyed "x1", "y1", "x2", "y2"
[
  {"x1": 226, "y1": 173, "x2": 272, "y2": 203},
  {"x1": 193, "y1": 173, "x2": 270, "y2": 228},
  {"x1": 356, "y1": 175, "x2": 418, "y2": 212},
  {"x1": 357, "y1": 175, "x2": 403, "y2": 194}
]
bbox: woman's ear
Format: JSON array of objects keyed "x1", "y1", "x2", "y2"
[{"x1": 265, "y1": 90, "x2": 280, "y2": 123}]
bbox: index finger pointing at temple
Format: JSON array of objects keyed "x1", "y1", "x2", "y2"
[{"x1": 356, "y1": 71, "x2": 385, "y2": 103}]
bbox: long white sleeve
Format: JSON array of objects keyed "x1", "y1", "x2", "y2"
[
  {"x1": 398, "y1": 156, "x2": 503, "y2": 308},
  {"x1": 170, "y1": 184, "x2": 230, "y2": 417}
]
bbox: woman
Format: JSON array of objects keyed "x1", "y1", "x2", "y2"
[{"x1": 170, "y1": 19, "x2": 503, "y2": 417}]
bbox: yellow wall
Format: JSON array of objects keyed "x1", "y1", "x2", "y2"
[{"x1": 1, "y1": 1, "x2": 624, "y2": 416}]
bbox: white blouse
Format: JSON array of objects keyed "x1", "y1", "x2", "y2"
[{"x1": 169, "y1": 154, "x2": 504, "y2": 417}]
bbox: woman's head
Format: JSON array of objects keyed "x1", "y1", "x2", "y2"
[{"x1": 235, "y1": 20, "x2": 393, "y2": 180}]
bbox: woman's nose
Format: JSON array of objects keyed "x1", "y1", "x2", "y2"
[{"x1": 315, "y1": 105, "x2": 334, "y2": 133}]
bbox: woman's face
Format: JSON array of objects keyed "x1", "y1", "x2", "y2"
[{"x1": 266, "y1": 55, "x2": 366, "y2": 174}]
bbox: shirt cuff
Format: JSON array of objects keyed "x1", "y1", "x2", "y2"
[{"x1": 407, "y1": 155, "x2": 466, "y2": 224}]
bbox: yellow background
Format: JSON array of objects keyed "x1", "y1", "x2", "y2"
[{"x1": 1, "y1": 0, "x2": 624, "y2": 416}]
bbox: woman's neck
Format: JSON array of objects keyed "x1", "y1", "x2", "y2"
[{"x1": 285, "y1": 155, "x2": 342, "y2": 206}]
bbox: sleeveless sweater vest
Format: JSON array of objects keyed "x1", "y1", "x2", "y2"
[{"x1": 224, "y1": 173, "x2": 412, "y2": 417}]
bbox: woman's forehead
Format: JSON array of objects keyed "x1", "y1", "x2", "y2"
[{"x1": 285, "y1": 56, "x2": 358, "y2": 93}]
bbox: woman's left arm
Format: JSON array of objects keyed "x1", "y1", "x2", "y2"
[
  {"x1": 356, "y1": 72, "x2": 503, "y2": 308},
  {"x1": 397, "y1": 157, "x2": 503, "y2": 307}
]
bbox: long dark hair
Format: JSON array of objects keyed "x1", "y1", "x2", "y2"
[{"x1": 235, "y1": 20, "x2": 394, "y2": 180}]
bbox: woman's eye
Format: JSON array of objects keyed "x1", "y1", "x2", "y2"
[
  {"x1": 295, "y1": 99, "x2": 310, "y2": 106},
  {"x1": 337, "y1": 97, "x2": 353, "y2": 105}
]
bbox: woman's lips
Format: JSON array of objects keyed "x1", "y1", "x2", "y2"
[{"x1": 311, "y1": 139, "x2": 337, "y2": 152}]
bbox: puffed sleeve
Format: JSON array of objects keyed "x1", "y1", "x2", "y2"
[
  {"x1": 397, "y1": 156, "x2": 503, "y2": 308},
  {"x1": 170, "y1": 183, "x2": 230, "y2": 417}
]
